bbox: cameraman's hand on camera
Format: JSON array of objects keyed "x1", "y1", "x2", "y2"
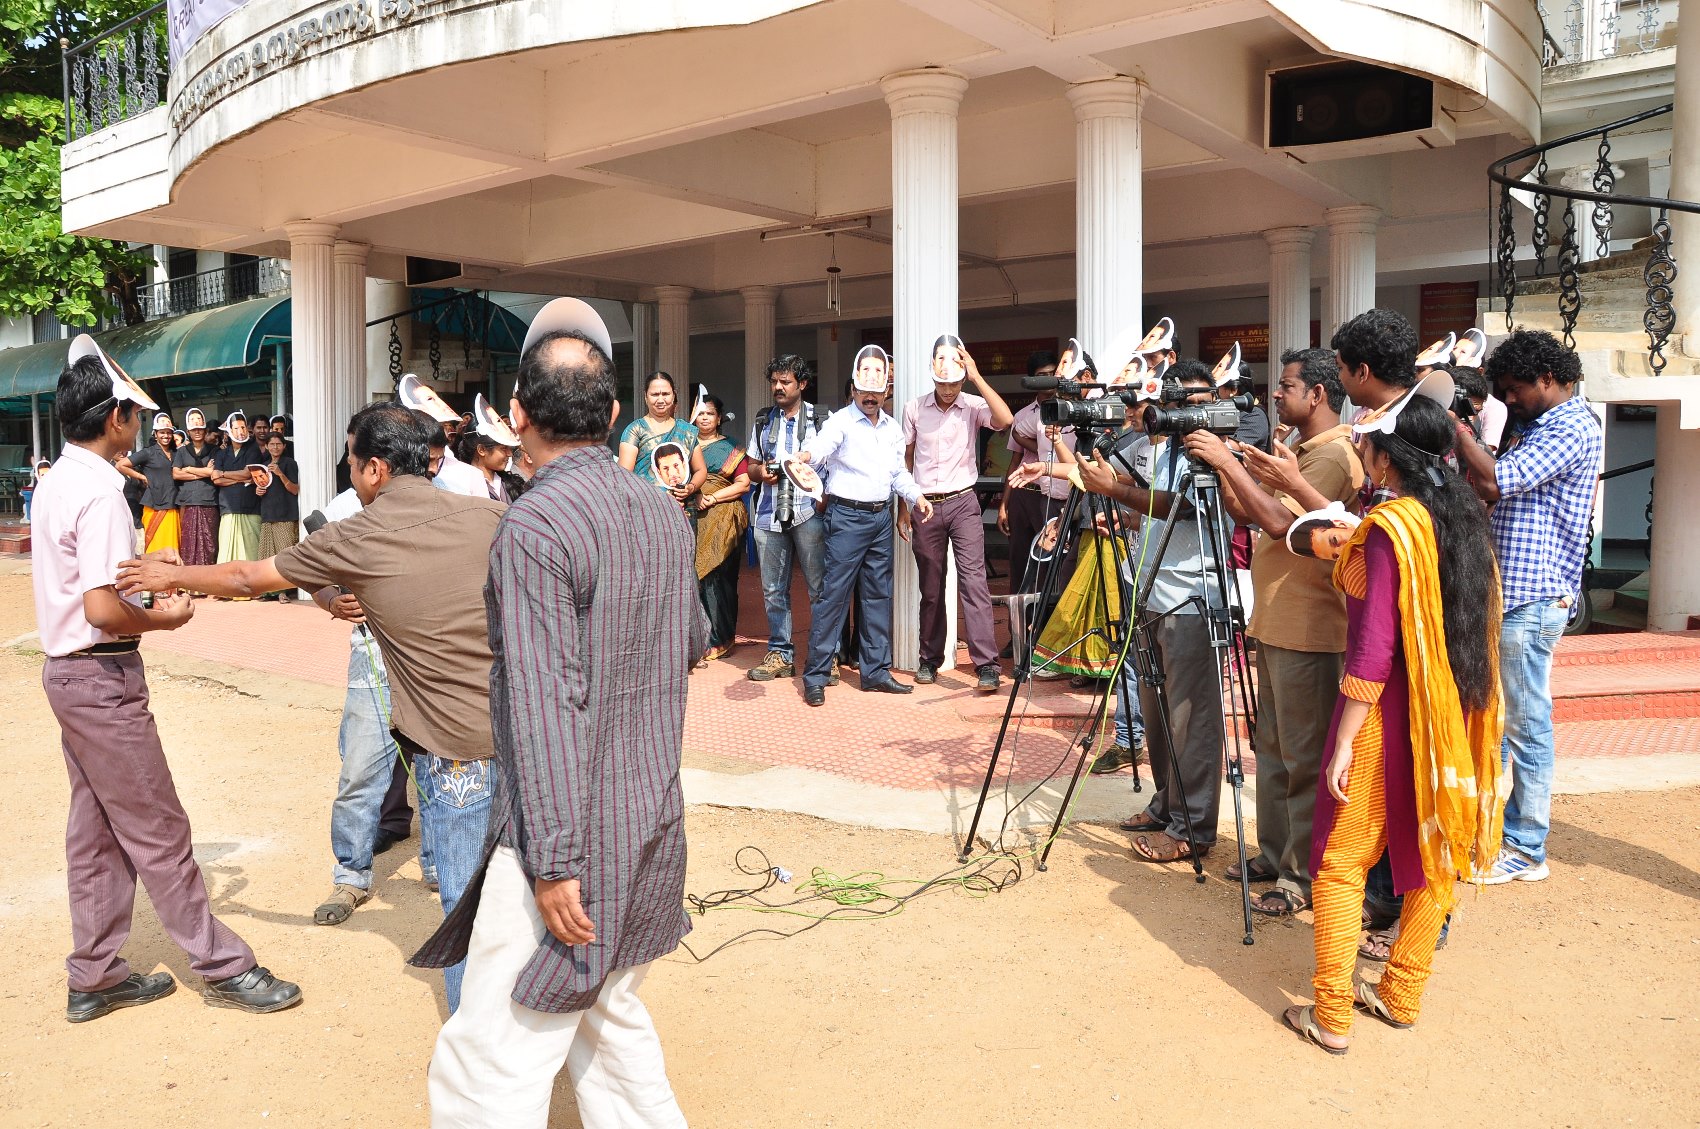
[
  {"x1": 1181, "y1": 430, "x2": 1234, "y2": 470},
  {"x1": 1078, "y1": 450, "x2": 1121, "y2": 497}
]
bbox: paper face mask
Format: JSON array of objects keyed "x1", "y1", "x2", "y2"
[
  {"x1": 780, "y1": 456, "x2": 823, "y2": 501},
  {"x1": 652, "y1": 442, "x2": 690, "y2": 488},
  {"x1": 930, "y1": 334, "x2": 967, "y2": 384},
  {"x1": 68, "y1": 334, "x2": 158, "y2": 411},
  {"x1": 399, "y1": 374, "x2": 459, "y2": 424},
  {"x1": 1286, "y1": 502, "x2": 1362, "y2": 561},
  {"x1": 852, "y1": 345, "x2": 891, "y2": 395},
  {"x1": 473, "y1": 393, "x2": 520, "y2": 447}
]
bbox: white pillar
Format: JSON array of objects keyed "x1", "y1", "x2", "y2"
[
  {"x1": 1671, "y1": 24, "x2": 1700, "y2": 353},
  {"x1": 742, "y1": 286, "x2": 778, "y2": 427},
  {"x1": 332, "y1": 241, "x2": 369, "y2": 450},
  {"x1": 655, "y1": 285, "x2": 693, "y2": 382},
  {"x1": 1648, "y1": 409, "x2": 1700, "y2": 628},
  {"x1": 285, "y1": 221, "x2": 338, "y2": 518},
  {"x1": 1067, "y1": 77, "x2": 1145, "y2": 355},
  {"x1": 30, "y1": 393, "x2": 42, "y2": 464},
  {"x1": 1323, "y1": 205, "x2": 1381, "y2": 334},
  {"x1": 883, "y1": 67, "x2": 967, "y2": 673},
  {"x1": 1265, "y1": 227, "x2": 1315, "y2": 371}
]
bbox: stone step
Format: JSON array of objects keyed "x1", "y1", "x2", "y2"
[{"x1": 1501, "y1": 307, "x2": 1649, "y2": 333}]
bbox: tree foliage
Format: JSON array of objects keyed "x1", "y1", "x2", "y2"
[{"x1": 0, "y1": 0, "x2": 157, "y2": 326}]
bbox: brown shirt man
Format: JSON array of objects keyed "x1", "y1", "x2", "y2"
[
  {"x1": 273, "y1": 477, "x2": 505, "y2": 760},
  {"x1": 1246, "y1": 425, "x2": 1363, "y2": 653}
]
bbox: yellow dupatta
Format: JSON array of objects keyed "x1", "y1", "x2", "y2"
[{"x1": 1335, "y1": 496, "x2": 1507, "y2": 911}]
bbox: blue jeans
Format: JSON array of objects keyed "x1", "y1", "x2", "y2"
[
  {"x1": 754, "y1": 518, "x2": 826, "y2": 660},
  {"x1": 1114, "y1": 655, "x2": 1145, "y2": 749},
  {"x1": 330, "y1": 649, "x2": 401, "y2": 890},
  {"x1": 804, "y1": 504, "x2": 894, "y2": 690},
  {"x1": 411, "y1": 751, "x2": 497, "y2": 1013},
  {"x1": 1500, "y1": 598, "x2": 1568, "y2": 864}
]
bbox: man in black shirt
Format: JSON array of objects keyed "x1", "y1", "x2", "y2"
[
  {"x1": 172, "y1": 407, "x2": 221, "y2": 567},
  {"x1": 119, "y1": 412, "x2": 180, "y2": 556},
  {"x1": 211, "y1": 411, "x2": 264, "y2": 567}
]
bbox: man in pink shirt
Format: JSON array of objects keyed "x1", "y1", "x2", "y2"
[
  {"x1": 901, "y1": 334, "x2": 1014, "y2": 691},
  {"x1": 32, "y1": 339, "x2": 300, "y2": 1023}
]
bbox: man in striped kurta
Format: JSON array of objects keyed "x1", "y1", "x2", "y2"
[{"x1": 414, "y1": 300, "x2": 705, "y2": 1129}]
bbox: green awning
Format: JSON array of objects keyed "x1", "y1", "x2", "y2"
[{"x1": 0, "y1": 295, "x2": 292, "y2": 401}]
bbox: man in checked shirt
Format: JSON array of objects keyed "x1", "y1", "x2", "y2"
[{"x1": 1456, "y1": 329, "x2": 1603, "y2": 885}]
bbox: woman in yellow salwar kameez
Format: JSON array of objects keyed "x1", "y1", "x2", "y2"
[{"x1": 1284, "y1": 392, "x2": 1507, "y2": 1054}]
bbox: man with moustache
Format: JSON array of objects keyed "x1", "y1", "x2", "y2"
[{"x1": 795, "y1": 345, "x2": 933, "y2": 706}]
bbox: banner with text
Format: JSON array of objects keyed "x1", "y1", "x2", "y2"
[{"x1": 168, "y1": 0, "x2": 250, "y2": 61}]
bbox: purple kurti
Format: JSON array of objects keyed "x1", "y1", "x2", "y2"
[
  {"x1": 1310, "y1": 527, "x2": 1424, "y2": 895},
  {"x1": 411, "y1": 444, "x2": 708, "y2": 1012}
]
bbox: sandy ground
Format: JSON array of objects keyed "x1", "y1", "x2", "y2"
[{"x1": 1, "y1": 576, "x2": 1698, "y2": 1126}]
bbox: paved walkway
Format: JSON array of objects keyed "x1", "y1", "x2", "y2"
[{"x1": 113, "y1": 561, "x2": 1700, "y2": 836}]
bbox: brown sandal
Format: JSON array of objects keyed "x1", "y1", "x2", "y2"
[
  {"x1": 1226, "y1": 857, "x2": 1278, "y2": 883},
  {"x1": 1131, "y1": 833, "x2": 1207, "y2": 863},
  {"x1": 1284, "y1": 1005, "x2": 1350, "y2": 1055},
  {"x1": 1118, "y1": 812, "x2": 1166, "y2": 834},
  {"x1": 1251, "y1": 888, "x2": 1308, "y2": 916}
]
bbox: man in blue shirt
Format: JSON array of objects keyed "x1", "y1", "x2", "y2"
[
  {"x1": 1457, "y1": 329, "x2": 1603, "y2": 884},
  {"x1": 745, "y1": 355, "x2": 827, "y2": 683}
]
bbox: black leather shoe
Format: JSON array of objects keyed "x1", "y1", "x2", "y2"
[
  {"x1": 372, "y1": 829, "x2": 410, "y2": 855},
  {"x1": 976, "y1": 663, "x2": 1002, "y2": 692},
  {"x1": 863, "y1": 677, "x2": 913, "y2": 695},
  {"x1": 67, "y1": 971, "x2": 175, "y2": 1023},
  {"x1": 202, "y1": 966, "x2": 302, "y2": 1014},
  {"x1": 914, "y1": 663, "x2": 937, "y2": 685},
  {"x1": 805, "y1": 686, "x2": 825, "y2": 707}
]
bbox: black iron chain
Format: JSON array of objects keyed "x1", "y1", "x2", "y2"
[{"x1": 1643, "y1": 208, "x2": 1677, "y2": 375}]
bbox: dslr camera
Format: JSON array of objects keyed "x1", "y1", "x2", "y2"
[{"x1": 1451, "y1": 388, "x2": 1478, "y2": 420}]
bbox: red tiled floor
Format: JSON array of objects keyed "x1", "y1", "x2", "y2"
[{"x1": 135, "y1": 565, "x2": 1700, "y2": 792}]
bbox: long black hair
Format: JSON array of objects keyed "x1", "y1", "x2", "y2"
[{"x1": 1368, "y1": 395, "x2": 1499, "y2": 711}]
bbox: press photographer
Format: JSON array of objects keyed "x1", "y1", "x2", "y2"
[
  {"x1": 1178, "y1": 348, "x2": 1364, "y2": 914},
  {"x1": 1454, "y1": 328, "x2": 1603, "y2": 885},
  {"x1": 1026, "y1": 360, "x2": 1230, "y2": 864}
]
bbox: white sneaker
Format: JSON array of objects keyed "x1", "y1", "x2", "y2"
[{"x1": 1478, "y1": 847, "x2": 1549, "y2": 885}]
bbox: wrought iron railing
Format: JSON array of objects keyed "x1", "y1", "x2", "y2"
[
  {"x1": 1488, "y1": 103, "x2": 1700, "y2": 373},
  {"x1": 1540, "y1": 0, "x2": 1678, "y2": 66},
  {"x1": 139, "y1": 258, "x2": 290, "y2": 320},
  {"x1": 61, "y1": 3, "x2": 168, "y2": 142}
]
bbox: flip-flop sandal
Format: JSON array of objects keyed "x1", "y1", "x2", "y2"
[
  {"x1": 1119, "y1": 813, "x2": 1166, "y2": 834},
  {"x1": 1130, "y1": 833, "x2": 1207, "y2": 863},
  {"x1": 1283, "y1": 1005, "x2": 1349, "y2": 1056},
  {"x1": 1359, "y1": 923, "x2": 1398, "y2": 963},
  {"x1": 1227, "y1": 858, "x2": 1279, "y2": 883},
  {"x1": 1251, "y1": 888, "x2": 1308, "y2": 916},
  {"x1": 1354, "y1": 981, "x2": 1413, "y2": 1029}
]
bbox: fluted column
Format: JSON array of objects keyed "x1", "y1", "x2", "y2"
[
  {"x1": 1670, "y1": 27, "x2": 1700, "y2": 351},
  {"x1": 1323, "y1": 205, "x2": 1380, "y2": 334},
  {"x1": 1265, "y1": 227, "x2": 1315, "y2": 372},
  {"x1": 332, "y1": 240, "x2": 369, "y2": 451},
  {"x1": 285, "y1": 221, "x2": 338, "y2": 518},
  {"x1": 883, "y1": 67, "x2": 967, "y2": 672},
  {"x1": 655, "y1": 285, "x2": 693, "y2": 382},
  {"x1": 742, "y1": 285, "x2": 778, "y2": 424},
  {"x1": 1068, "y1": 77, "x2": 1146, "y2": 355}
]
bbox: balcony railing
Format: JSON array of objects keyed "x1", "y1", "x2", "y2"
[
  {"x1": 62, "y1": 3, "x2": 168, "y2": 142},
  {"x1": 140, "y1": 258, "x2": 290, "y2": 320},
  {"x1": 1541, "y1": 0, "x2": 1678, "y2": 65}
]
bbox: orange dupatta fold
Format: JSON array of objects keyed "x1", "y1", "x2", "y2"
[{"x1": 1334, "y1": 496, "x2": 1507, "y2": 911}]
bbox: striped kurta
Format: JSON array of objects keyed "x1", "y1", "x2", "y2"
[{"x1": 410, "y1": 443, "x2": 708, "y2": 1012}]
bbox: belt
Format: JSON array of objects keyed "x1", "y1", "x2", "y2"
[
  {"x1": 1015, "y1": 483, "x2": 1042, "y2": 494},
  {"x1": 923, "y1": 486, "x2": 974, "y2": 502},
  {"x1": 61, "y1": 638, "x2": 140, "y2": 658},
  {"x1": 825, "y1": 494, "x2": 889, "y2": 513}
]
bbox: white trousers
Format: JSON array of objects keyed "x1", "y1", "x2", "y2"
[{"x1": 428, "y1": 846, "x2": 688, "y2": 1129}]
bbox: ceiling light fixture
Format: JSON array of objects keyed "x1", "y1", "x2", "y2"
[{"x1": 759, "y1": 216, "x2": 873, "y2": 242}]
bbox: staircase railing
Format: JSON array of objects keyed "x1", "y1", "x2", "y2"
[{"x1": 1488, "y1": 103, "x2": 1700, "y2": 372}]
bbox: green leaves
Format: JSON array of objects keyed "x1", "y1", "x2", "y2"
[{"x1": 0, "y1": 3, "x2": 157, "y2": 324}]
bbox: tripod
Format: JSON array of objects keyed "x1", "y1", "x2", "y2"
[
  {"x1": 959, "y1": 425, "x2": 1185, "y2": 871},
  {"x1": 959, "y1": 430, "x2": 1261, "y2": 943}
]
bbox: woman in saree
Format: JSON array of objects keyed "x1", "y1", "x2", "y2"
[
  {"x1": 618, "y1": 370, "x2": 707, "y2": 503},
  {"x1": 1284, "y1": 392, "x2": 1505, "y2": 1054},
  {"x1": 692, "y1": 393, "x2": 750, "y2": 663}
]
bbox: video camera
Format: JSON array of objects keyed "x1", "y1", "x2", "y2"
[
  {"x1": 1451, "y1": 387, "x2": 1478, "y2": 420},
  {"x1": 1142, "y1": 393, "x2": 1255, "y2": 438}
]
